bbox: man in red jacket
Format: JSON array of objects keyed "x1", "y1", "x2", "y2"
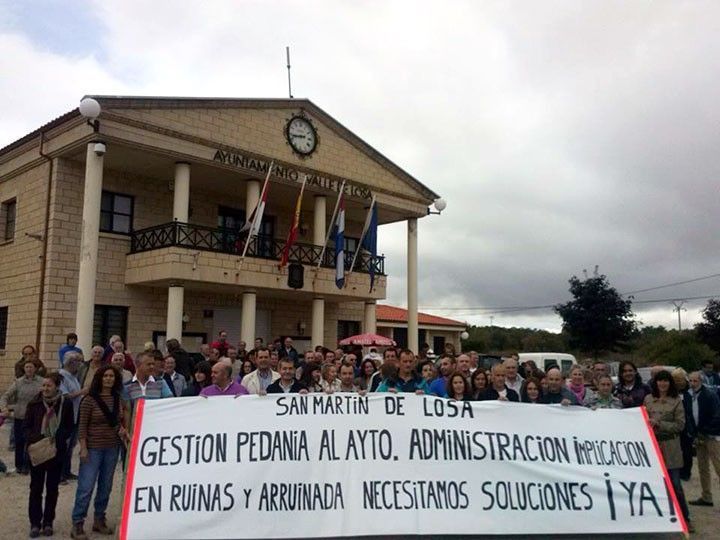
[{"x1": 210, "y1": 331, "x2": 230, "y2": 358}]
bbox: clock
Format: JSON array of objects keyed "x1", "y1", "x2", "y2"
[{"x1": 285, "y1": 115, "x2": 318, "y2": 156}]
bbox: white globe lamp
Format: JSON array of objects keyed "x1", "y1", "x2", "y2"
[{"x1": 79, "y1": 97, "x2": 101, "y2": 119}]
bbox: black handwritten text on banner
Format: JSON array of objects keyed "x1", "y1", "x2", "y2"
[{"x1": 121, "y1": 395, "x2": 685, "y2": 539}]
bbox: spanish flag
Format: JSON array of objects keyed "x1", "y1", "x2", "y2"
[{"x1": 279, "y1": 175, "x2": 307, "y2": 267}]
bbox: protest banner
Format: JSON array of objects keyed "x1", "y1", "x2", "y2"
[{"x1": 120, "y1": 394, "x2": 686, "y2": 539}]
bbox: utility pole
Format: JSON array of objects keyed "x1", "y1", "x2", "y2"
[
  {"x1": 489, "y1": 315, "x2": 494, "y2": 327},
  {"x1": 672, "y1": 300, "x2": 686, "y2": 331}
]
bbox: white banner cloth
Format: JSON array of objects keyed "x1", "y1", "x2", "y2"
[{"x1": 120, "y1": 394, "x2": 686, "y2": 539}]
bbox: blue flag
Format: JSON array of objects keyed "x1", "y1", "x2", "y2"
[
  {"x1": 360, "y1": 200, "x2": 378, "y2": 291},
  {"x1": 334, "y1": 194, "x2": 345, "y2": 288}
]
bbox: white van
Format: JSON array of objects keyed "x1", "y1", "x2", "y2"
[{"x1": 518, "y1": 352, "x2": 577, "y2": 374}]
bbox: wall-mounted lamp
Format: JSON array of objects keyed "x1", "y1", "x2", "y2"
[
  {"x1": 297, "y1": 321, "x2": 307, "y2": 335},
  {"x1": 427, "y1": 198, "x2": 447, "y2": 215},
  {"x1": 79, "y1": 97, "x2": 101, "y2": 133},
  {"x1": 182, "y1": 313, "x2": 191, "y2": 324},
  {"x1": 460, "y1": 331, "x2": 469, "y2": 340},
  {"x1": 299, "y1": 217, "x2": 309, "y2": 237}
]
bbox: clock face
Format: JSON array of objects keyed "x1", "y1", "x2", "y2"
[{"x1": 286, "y1": 116, "x2": 318, "y2": 156}]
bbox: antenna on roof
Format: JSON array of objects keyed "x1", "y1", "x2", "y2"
[{"x1": 286, "y1": 46, "x2": 293, "y2": 99}]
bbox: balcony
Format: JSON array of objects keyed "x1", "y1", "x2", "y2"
[{"x1": 129, "y1": 221, "x2": 385, "y2": 276}]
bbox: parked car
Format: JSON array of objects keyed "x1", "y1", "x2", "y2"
[{"x1": 518, "y1": 352, "x2": 577, "y2": 375}]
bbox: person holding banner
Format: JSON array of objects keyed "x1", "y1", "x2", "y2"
[
  {"x1": 470, "y1": 369, "x2": 489, "y2": 400},
  {"x1": 299, "y1": 362, "x2": 323, "y2": 393},
  {"x1": 200, "y1": 363, "x2": 249, "y2": 397},
  {"x1": 71, "y1": 366, "x2": 128, "y2": 539},
  {"x1": 366, "y1": 348, "x2": 397, "y2": 392},
  {"x1": 539, "y1": 366, "x2": 578, "y2": 405},
  {"x1": 267, "y1": 358, "x2": 307, "y2": 394},
  {"x1": 644, "y1": 370, "x2": 692, "y2": 531},
  {"x1": 482, "y1": 364, "x2": 520, "y2": 402},
  {"x1": 377, "y1": 350, "x2": 428, "y2": 394},
  {"x1": 567, "y1": 365, "x2": 595, "y2": 406},
  {"x1": 356, "y1": 359, "x2": 378, "y2": 391},
  {"x1": 24, "y1": 373, "x2": 74, "y2": 538},
  {"x1": 615, "y1": 360, "x2": 651, "y2": 408},
  {"x1": 123, "y1": 352, "x2": 173, "y2": 410},
  {"x1": 585, "y1": 375, "x2": 622, "y2": 409},
  {"x1": 183, "y1": 361, "x2": 212, "y2": 397},
  {"x1": 320, "y1": 363, "x2": 342, "y2": 393},
  {"x1": 447, "y1": 372, "x2": 472, "y2": 401},
  {"x1": 429, "y1": 355, "x2": 456, "y2": 398},
  {"x1": 338, "y1": 362, "x2": 360, "y2": 393},
  {"x1": 241, "y1": 348, "x2": 279, "y2": 394},
  {"x1": 520, "y1": 377, "x2": 543, "y2": 404}
]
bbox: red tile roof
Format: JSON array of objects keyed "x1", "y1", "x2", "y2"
[{"x1": 376, "y1": 305, "x2": 465, "y2": 327}]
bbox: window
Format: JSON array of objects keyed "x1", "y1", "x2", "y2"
[
  {"x1": 100, "y1": 191, "x2": 133, "y2": 234},
  {"x1": 218, "y1": 206, "x2": 274, "y2": 257},
  {"x1": 391, "y1": 328, "x2": 426, "y2": 352},
  {"x1": 337, "y1": 320, "x2": 360, "y2": 341},
  {"x1": 433, "y1": 336, "x2": 446, "y2": 356},
  {"x1": 93, "y1": 305, "x2": 128, "y2": 346},
  {"x1": 2, "y1": 199, "x2": 16, "y2": 241},
  {"x1": 0, "y1": 306, "x2": 7, "y2": 349},
  {"x1": 393, "y1": 327, "x2": 408, "y2": 349}
]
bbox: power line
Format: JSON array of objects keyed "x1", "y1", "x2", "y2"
[
  {"x1": 418, "y1": 271, "x2": 720, "y2": 313},
  {"x1": 420, "y1": 294, "x2": 720, "y2": 316},
  {"x1": 622, "y1": 272, "x2": 720, "y2": 295}
]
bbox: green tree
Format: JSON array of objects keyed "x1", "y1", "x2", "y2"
[
  {"x1": 636, "y1": 330, "x2": 715, "y2": 372},
  {"x1": 695, "y1": 299, "x2": 720, "y2": 354},
  {"x1": 555, "y1": 274, "x2": 636, "y2": 359}
]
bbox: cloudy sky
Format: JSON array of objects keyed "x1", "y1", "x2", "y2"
[{"x1": 2, "y1": 0, "x2": 719, "y2": 332}]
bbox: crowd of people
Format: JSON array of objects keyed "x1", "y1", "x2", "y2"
[{"x1": 1, "y1": 330, "x2": 720, "y2": 536}]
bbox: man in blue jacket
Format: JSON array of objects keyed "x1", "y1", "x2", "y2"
[{"x1": 687, "y1": 371, "x2": 720, "y2": 507}]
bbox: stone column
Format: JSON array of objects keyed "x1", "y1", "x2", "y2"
[
  {"x1": 313, "y1": 195, "x2": 326, "y2": 246},
  {"x1": 407, "y1": 218, "x2": 418, "y2": 354},
  {"x1": 75, "y1": 142, "x2": 104, "y2": 354},
  {"x1": 312, "y1": 196, "x2": 326, "y2": 347},
  {"x1": 166, "y1": 285, "x2": 184, "y2": 341},
  {"x1": 312, "y1": 297, "x2": 325, "y2": 348},
  {"x1": 166, "y1": 162, "x2": 190, "y2": 343},
  {"x1": 241, "y1": 291, "x2": 257, "y2": 347},
  {"x1": 173, "y1": 162, "x2": 190, "y2": 222},
  {"x1": 364, "y1": 301, "x2": 377, "y2": 335}
]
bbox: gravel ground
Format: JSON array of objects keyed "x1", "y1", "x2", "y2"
[{"x1": 0, "y1": 422, "x2": 718, "y2": 539}]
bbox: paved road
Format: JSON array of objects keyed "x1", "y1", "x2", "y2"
[{"x1": 0, "y1": 422, "x2": 717, "y2": 539}]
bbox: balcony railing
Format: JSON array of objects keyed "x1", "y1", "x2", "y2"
[{"x1": 129, "y1": 221, "x2": 385, "y2": 276}]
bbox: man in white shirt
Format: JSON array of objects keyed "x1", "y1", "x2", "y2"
[
  {"x1": 456, "y1": 354, "x2": 472, "y2": 381},
  {"x1": 338, "y1": 362, "x2": 359, "y2": 393},
  {"x1": 164, "y1": 356, "x2": 187, "y2": 397},
  {"x1": 504, "y1": 357, "x2": 525, "y2": 394},
  {"x1": 241, "y1": 348, "x2": 280, "y2": 394}
]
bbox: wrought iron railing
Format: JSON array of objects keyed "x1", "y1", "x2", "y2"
[{"x1": 129, "y1": 221, "x2": 385, "y2": 276}]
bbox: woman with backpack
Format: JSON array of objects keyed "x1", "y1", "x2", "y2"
[{"x1": 70, "y1": 366, "x2": 128, "y2": 539}]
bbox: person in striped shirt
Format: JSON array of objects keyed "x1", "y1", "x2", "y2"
[{"x1": 71, "y1": 366, "x2": 128, "y2": 539}]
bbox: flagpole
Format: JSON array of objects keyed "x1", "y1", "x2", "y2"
[
  {"x1": 316, "y1": 180, "x2": 346, "y2": 270},
  {"x1": 240, "y1": 160, "x2": 274, "y2": 262},
  {"x1": 347, "y1": 195, "x2": 376, "y2": 281}
]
